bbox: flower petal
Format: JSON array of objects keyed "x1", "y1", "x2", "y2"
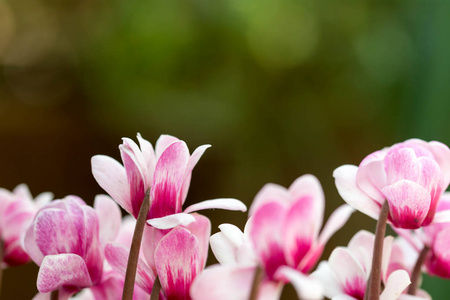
[
  {"x1": 94, "y1": 195, "x2": 122, "y2": 248},
  {"x1": 184, "y1": 198, "x2": 247, "y2": 214},
  {"x1": 150, "y1": 141, "x2": 190, "y2": 218},
  {"x1": 190, "y1": 265, "x2": 255, "y2": 300},
  {"x1": 333, "y1": 165, "x2": 381, "y2": 219},
  {"x1": 183, "y1": 213, "x2": 211, "y2": 268},
  {"x1": 310, "y1": 261, "x2": 342, "y2": 299},
  {"x1": 275, "y1": 266, "x2": 324, "y2": 300},
  {"x1": 382, "y1": 180, "x2": 430, "y2": 229},
  {"x1": 91, "y1": 155, "x2": 132, "y2": 215},
  {"x1": 37, "y1": 254, "x2": 92, "y2": 293},
  {"x1": 356, "y1": 150, "x2": 387, "y2": 204},
  {"x1": 249, "y1": 183, "x2": 290, "y2": 217},
  {"x1": 318, "y1": 204, "x2": 354, "y2": 247},
  {"x1": 104, "y1": 242, "x2": 155, "y2": 294},
  {"x1": 136, "y1": 133, "x2": 157, "y2": 182},
  {"x1": 146, "y1": 213, "x2": 196, "y2": 229},
  {"x1": 210, "y1": 224, "x2": 245, "y2": 265},
  {"x1": 180, "y1": 144, "x2": 211, "y2": 205},
  {"x1": 155, "y1": 134, "x2": 180, "y2": 158},
  {"x1": 155, "y1": 227, "x2": 202, "y2": 299},
  {"x1": 380, "y1": 270, "x2": 410, "y2": 300}
]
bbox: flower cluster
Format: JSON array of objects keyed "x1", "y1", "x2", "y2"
[{"x1": 1, "y1": 135, "x2": 450, "y2": 300}]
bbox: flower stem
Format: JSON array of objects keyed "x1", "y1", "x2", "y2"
[
  {"x1": 364, "y1": 200, "x2": 389, "y2": 300},
  {"x1": 150, "y1": 275, "x2": 161, "y2": 300},
  {"x1": 122, "y1": 189, "x2": 151, "y2": 300},
  {"x1": 50, "y1": 289, "x2": 59, "y2": 300},
  {"x1": 408, "y1": 246, "x2": 429, "y2": 295},
  {"x1": 249, "y1": 265, "x2": 264, "y2": 300}
]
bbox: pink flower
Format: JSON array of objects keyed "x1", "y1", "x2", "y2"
[
  {"x1": 0, "y1": 184, "x2": 52, "y2": 267},
  {"x1": 92, "y1": 134, "x2": 246, "y2": 229},
  {"x1": 311, "y1": 230, "x2": 414, "y2": 300},
  {"x1": 105, "y1": 213, "x2": 210, "y2": 300},
  {"x1": 23, "y1": 196, "x2": 104, "y2": 298},
  {"x1": 397, "y1": 193, "x2": 450, "y2": 279},
  {"x1": 249, "y1": 175, "x2": 353, "y2": 278},
  {"x1": 191, "y1": 175, "x2": 353, "y2": 300},
  {"x1": 334, "y1": 139, "x2": 450, "y2": 229}
]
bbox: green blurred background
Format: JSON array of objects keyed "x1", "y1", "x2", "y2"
[{"x1": 1, "y1": 0, "x2": 450, "y2": 298}]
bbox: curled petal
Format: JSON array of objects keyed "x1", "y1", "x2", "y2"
[
  {"x1": 318, "y1": 205, "x2": 354, "y2": 247},
  {"x1": 210, "y1": 224, "x2": 245, "y2": 265},
  {"x1": 333, "y1": 165, "x2": 381, "y2": 219},
  {"x1": 356, "y1": 150, "x2": 387, "y2": 203},
  {"x1": 184, "y1": 198, "x2": 247, "y2": 214},
  {"x1": 146, "y1": 213, "x2": 196, "y2": 229},
  {"x1": 37, "y1": 254, "x2": 92, "y2": 293}
]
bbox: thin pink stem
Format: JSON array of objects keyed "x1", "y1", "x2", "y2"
[
  {"x1": 122, "y1": 189, "x2": 151, "y2": 300},
  {"x1": 248, "y1": 265, "x2": 264, "y2": 300},
  {"x1": 364, "y1": 200, "x2": 389, "y2": 300},
  {"x1": 408, "y1": 246, "x2": 429, "y2": 295}
]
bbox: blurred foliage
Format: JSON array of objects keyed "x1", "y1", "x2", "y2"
[{"x1": 1, "y1": 0, "x2": 450, "y2": 298}]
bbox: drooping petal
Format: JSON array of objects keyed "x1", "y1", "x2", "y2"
[
  {"x1": 180, "y1": 144, "x2": 211, "y2": 205},
  {"x1": 149, "y1": 141, "x2": 190, "y2": 218},
  {"x1": 37, "y1": 254, "x2": 92, "y2": 293},
  {"x1": 183, "y1": 213, "x2": 211, "y2": 268},
  {"x1": 104, "y1": 242, "x2": 155, "y2": 294},
  {"x1": 382, "y1": 180, "x2": 430, "y2": 229},
  {"x1": 94, "y1": 195, "x2": 122, "y2": 248},
  {"x1": 356, "y1": 150, "x2": 388, "y2": 204},
  {"x1": 275, "y1": 266, "x2": 324, "y2": 300},
  {"x1": 190, "y1": 265, "x2": 255, "y2": 300},
  {"x1": 380, "y1": 270, "x2": 410, "y2": 300},
  {"x1": 289, "y1": 174, "x2": 325, "y2": 235},
  {"x1": 250, "y1": 202, "x2": 287, "y2": 279},
  {"x1": 155, "y1": 227, "x2": 203, "y2": 299},
  {"x1": 146, "y1": 213, "x2": 196, "y2": 229},
  {"x1": 249, "y1": 183, "x2": 290, "y2": 217},
  {"x1": 184, "y1": 198, "x2": 247, "y2": 214},
  {"x1": 91, "y1": 155, "x2": 132, "y2": 215},
  {"x1": 333, "y1": 165, "x2": 381, "y2": 219}
]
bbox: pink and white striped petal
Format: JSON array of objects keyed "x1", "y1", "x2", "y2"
[
  {"x1": 149, "y1": 141, "x2": 190, "y2": 218},
  {"x1": 155, "y1": 134, "x2": 180, "y2": 158},
  {"x1": 184, "y1": 198, "x2": 247, "y2": 214},
  {"x1": 91, "y1": 155, "x2": 132, "y2": 215},
  {"x1": 356, "y1": 150, "x2": 388, "y2": 204},
  {"x1": 382, "y1": 180, "x2": 430, "y2": 229},
  {"x1": 146, "y1": 213, "x2": 196, "y2": 229},
  {"x1": 183, "y1": 213, "x2": 211, "y2": 268},
  {"x1": 155, "y1": 227, "x2": 203, "y2": 299},
  {"x1": 104, "y1": 242, "x2": 155, "y2": 294},
  {"x1": 37, "y1": 254, "x2": 92, "y2": 293},
  {"x1": 333, "y1": 165, "x2": 381, "y2": 219},
  {"x1": 136, "y1": 133, "x2": 157, "y2": 182}
]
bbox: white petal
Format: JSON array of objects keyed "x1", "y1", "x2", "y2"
[
  {"x1": 146, "y1": 213, "x2": 196, "y2": 229},
  {"x1": 184, "y1": 199, "x2": 247, "y2": 214}
]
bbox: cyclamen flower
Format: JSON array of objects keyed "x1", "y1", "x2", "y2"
[
  {"x1": 311, "y1": 230, "x2": 416, "y2": 300},
  {"x1": 24, "y1": 196, "x2": 104, "y2": 299},
  {"x1": 92, "y1": 134, "x2": 245, "y2": 229},
  {"x1": 334, "y1": 139, "x2": 450, "y2": 229},
  {"x1": 397, "y1": 192, "x2": 450, "y2": 279},
  {"x1": 105, "y1": 213, "x2": 210, "y2": 300},
  {"x1": 0, "y1": 184, "x2": 52, "y2": 267},
  {"x1": 192, "y1": 175, "x2": 353, "y2": 300}
]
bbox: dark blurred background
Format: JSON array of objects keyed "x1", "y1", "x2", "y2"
[{"x1": 1, "y1": 0, "x2": 450, "y2": 299}]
